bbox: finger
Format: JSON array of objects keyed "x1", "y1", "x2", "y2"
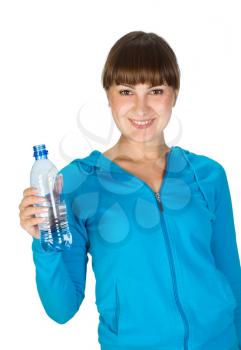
[
  {"x1": 19, "y1": 195, "x2": 46, "y2": 211},
  {"x1": 23, "y1": 187, "x2": 39, "y2": 197},
  {"x1": 19, "y1": 187, "x2": 42, "y2": 210},
  {"x1": 23, "y1": 205, "x2": 49, "y2": 219},
  {"x1": 20, "y1": 216, "x2": 46, "y2": 231}
]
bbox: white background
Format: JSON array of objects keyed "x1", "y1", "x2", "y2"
[{"x1": 0, "y1": 0, "x2": 241, "y2": 349}]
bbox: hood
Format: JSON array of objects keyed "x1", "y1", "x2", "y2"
[
  {"x1": 76, "y1": 146, "x2": 190, "y2": 175},
  {"x1": 63, "y1": 145, "x2": 217, "y2": 217}
]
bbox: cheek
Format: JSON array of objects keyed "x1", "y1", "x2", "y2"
[
  {"x1": 111, "y1": 102, "x2": 132, "y2": 119},
  {"x1": 154, "y1": 100, "x2": 174, "y2": 115}
]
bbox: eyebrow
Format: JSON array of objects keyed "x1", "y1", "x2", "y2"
[{"x1": 118, "y1": 83, "x2": 163, "y2": 88}]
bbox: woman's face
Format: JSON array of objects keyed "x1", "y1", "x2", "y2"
[{"x1": 106, "y1": 82, "x2": 178, "y2": 144}]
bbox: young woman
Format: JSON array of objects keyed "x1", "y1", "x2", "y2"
[{"x1": 18, "y1": 31, "x2": 241, "y2": 350}]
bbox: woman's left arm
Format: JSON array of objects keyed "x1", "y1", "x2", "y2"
[{"x1": 211, "y1": 165, "x2": 241, "y2": 347}]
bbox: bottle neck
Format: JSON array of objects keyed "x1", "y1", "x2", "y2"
[{"x1": 35, "y1": 154, "x2": 48, "y2": 160}]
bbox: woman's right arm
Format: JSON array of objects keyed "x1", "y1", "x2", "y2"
[{"x1": 18, "y1": 186, "x2": 89, "y2": 324}]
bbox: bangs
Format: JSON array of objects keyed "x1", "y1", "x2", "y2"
[{"x1": 101, "y1": 32, "x2": 180, "y2": 91}]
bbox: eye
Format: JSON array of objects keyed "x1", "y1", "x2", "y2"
[
  {"x1": 119, "y1": 89, "x2": 132, "y2": 96},
  {"x1": 151, "y1": 89, "x2": 164, "y2": 95}
]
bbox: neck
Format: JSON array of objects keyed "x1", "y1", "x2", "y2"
[{"x1": 113, "y1": 135, "x2": 170, "y2": 162}]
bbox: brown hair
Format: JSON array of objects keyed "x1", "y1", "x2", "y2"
[{"x1": 101, "y1": 31, "x2": 180, "y2": 92}]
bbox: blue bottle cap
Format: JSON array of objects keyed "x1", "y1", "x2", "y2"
[{"x1": 33, "y1": 144, "x2": 48, "y2": 160}]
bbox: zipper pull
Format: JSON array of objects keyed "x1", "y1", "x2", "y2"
[{"x1": 154, "y1": 192, "x2": 164, "y2": 212}]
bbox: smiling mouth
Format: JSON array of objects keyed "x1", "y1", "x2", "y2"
[{"x1": 128, "y1": 118, "x2": 155, "y2": 129}]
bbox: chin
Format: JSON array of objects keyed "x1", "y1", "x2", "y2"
[{"x1": 124, "y1": 132, "x2": 159, "y2": 144}]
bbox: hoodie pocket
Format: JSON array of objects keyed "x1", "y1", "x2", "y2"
[
  {"x1": 97, "y1": 281, "x2": 120, "y2": 335},
  {"x1": 216, "y1": 269, "x2": 237, "y2": 310}
]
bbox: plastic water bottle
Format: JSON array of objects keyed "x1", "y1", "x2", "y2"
[{"x1": 30, "y1": 144, "x2": 72, "y2": 252}]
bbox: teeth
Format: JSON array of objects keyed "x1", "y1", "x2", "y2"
[{"x1": 132, "y1": 119, "x2": 152, "y2": 125}]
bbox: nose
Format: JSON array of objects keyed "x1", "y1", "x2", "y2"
[{"x1": 132, "y1": 95, "x2": 149, "y2": 117}]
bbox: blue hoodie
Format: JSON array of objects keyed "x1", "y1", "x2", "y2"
[{"x1": 32, "y1": 145, "x2": 241, "y2": 350}]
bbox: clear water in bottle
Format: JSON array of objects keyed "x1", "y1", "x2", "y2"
[{"x1": 30, "y1": 144, "x2": 72, "y2": 252}]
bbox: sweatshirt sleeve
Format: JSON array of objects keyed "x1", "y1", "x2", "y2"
[
  {"x1": 31, "y1": 188, "x2": 89, "y2": 324},
  {"x1": 210, "y1": 165, "x2": 241, "y2": 346}
]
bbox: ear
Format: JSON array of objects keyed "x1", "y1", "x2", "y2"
[{"x1": 173, "y1": 89, "x2": 179, "y2": 107}]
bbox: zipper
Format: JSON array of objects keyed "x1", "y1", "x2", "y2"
[
  {"x1": 99, "y1": 146, "x2": 190, "y2": 347},
  {"x1": 154, "y1": 191, "x2": 190, "y2": 350}
]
